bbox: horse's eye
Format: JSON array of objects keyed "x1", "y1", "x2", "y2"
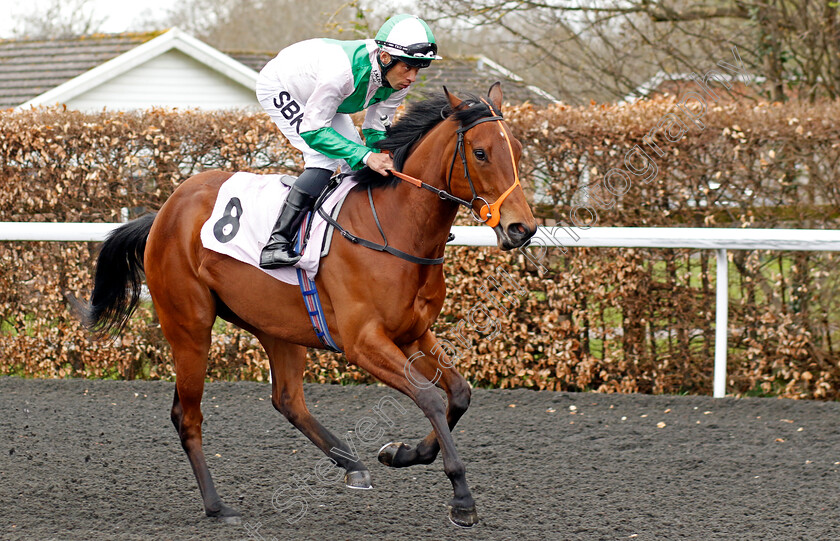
[{"x1": 473, "y1": 149, "x2": 487, "y2": 161}]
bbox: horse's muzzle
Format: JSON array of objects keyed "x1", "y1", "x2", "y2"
[{"x1": 498, "y1": 222, "x2": 537, "y2": 250}]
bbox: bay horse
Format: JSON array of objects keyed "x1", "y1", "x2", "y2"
[{"x1": 83, "y1": 83, "x2": 536, "y2": 527}]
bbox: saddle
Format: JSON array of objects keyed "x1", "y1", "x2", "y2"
[{"x1": 199, "y1": 172, "x2": 356, "y2": 286}]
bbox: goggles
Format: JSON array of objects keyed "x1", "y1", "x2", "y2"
[{"x1": 376, "y1": 40, "x2": 438, "y2": 68}]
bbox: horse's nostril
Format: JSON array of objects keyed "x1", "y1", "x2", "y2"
[
  {"x1": 507, "y1": 222, "x2": 537, "y2": 246},
  {"x1": 507, "y1": 223, "x2": 532, "y2": 241}
]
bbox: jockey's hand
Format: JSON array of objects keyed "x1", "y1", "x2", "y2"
[{"x1": 366, "y1": 152, "x2": 394, "y2": 176}]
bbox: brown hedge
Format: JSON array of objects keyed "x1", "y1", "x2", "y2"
[{"x1": 1, "y1": 99, "x2": 839, "y2": 399}]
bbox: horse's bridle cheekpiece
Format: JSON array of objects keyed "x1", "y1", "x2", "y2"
[{"x1": 391, "y1": 98, "x2": 521, "y2": 229}]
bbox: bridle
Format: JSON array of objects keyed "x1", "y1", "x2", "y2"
[
  {"x1": 318, "y1": 99, "x2": 523, "y2": 265},
  {"x1": 391, "y1": 98, "x2": 522, "y2": 229}
]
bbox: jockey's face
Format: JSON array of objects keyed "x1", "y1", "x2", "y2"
[{"x1": 380, "y1": 51, "x2": 421, "y2": 90}]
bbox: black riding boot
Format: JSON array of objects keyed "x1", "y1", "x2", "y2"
[{"x1": 259, "y1": 186, "x2": 317, "y2": 269}]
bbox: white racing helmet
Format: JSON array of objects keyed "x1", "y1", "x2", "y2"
[{"x1": 375, "y1": 14, "x2": 442, "y2": 70}]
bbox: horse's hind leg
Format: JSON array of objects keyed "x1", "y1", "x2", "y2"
[
  {"x1": 260, "y1": 336, "x2": 371, "y2": 489},
  {"x1": 379, "y1": 330, "x2": 471, "y2": 468},
  {"x1": 157, "y1": 290, "x2": 241, "y2": 523}
]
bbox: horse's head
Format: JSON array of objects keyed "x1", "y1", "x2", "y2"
[
  {"x1": 444, "y1": 83, "x2": 537, "y2": 250},
  {"x1": 355, "y1": 83, "x2": 538, "y2": 251}
]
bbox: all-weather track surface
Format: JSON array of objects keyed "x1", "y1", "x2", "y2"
[{"x1": 2, "y1": 378, "x2": 840, "y2": 541}]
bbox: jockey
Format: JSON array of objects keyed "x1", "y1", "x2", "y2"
[{"x1": 255, "y1": 13, "x2": 441, "y2": 269}]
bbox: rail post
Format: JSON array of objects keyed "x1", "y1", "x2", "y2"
[{"x1": 713, "y1": 248, "x2": 729, "y2": 398}]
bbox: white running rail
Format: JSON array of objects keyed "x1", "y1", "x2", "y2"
[{"x1": 4, "y1": 222, "x2": 840, "y2": 398}]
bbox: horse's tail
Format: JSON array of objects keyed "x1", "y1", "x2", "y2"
[{"x1": 84, "y1": 213, "x2": 156, "y2": 336}]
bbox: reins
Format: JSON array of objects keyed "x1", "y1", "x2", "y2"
[
  {"x1": 318, "y1": 186, "x2": 446, "y2": 265},
  {"x1": 320, "y1": 99, "x2": 522, "y2": 266}
]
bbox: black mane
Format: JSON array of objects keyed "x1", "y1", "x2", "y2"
[{"x1": 351, "y1": 91, "x2": 498, "y2": 188}]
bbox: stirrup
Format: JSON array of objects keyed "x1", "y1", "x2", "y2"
[
  {"x1": 260, "y1": 248, "x2": 301, "y2": 269},
  {"x1": 260, "y1": 241, "x2": 301, "y2": 269}
]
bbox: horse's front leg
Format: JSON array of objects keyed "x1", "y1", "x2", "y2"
[
  {"x1": 345, "y1": 328, "x2": 478, "y2": 527},
  {"x1": 378, "y1": 330, "x2": 470, "y2": 469}
]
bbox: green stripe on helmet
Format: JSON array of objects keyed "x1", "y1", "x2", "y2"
[{"x1": 375, "y1": 14, "x2": 438, "y2": 50}]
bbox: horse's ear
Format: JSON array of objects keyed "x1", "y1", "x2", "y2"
[
  {"x1": 444, "y1": 86, "x2": 463, "y2": 111},
  {"x1": 488, "y1": 82, "x2": 503, "y2": 112}
]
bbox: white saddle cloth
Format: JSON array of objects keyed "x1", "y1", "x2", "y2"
[{"x1": 199, "y1": 171, "x2": 356, "y2": 285}]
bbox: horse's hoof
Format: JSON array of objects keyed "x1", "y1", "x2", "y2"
[
  {"x1": 207, "y1": 503, "x2": 242, "y2": 525},
  {"x1": 344, "y1": 470, "x2": 373, "y2": 490},
  {"x1": 377, "y1": 441, "x2": 407, "y2": 467},
  {"x1": 219, "y1": 514, "x2": 242, "y2": 525},
  {"x1": 448, "y1": 505, "x2": 479, "y2": 528}
]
